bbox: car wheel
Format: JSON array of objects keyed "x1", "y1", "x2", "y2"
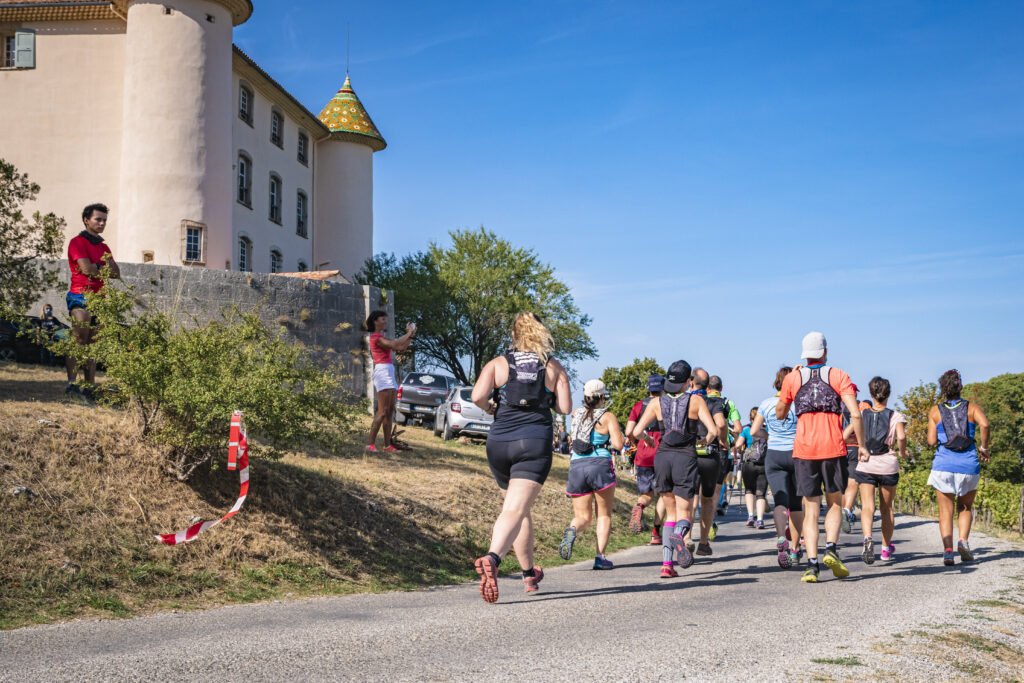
[
  {"x1": 442, "y1": 418, "x2": 454, "y2": 441},
  {"x1": 433, "y1": 413, "x2": 443, "y2": 437},
  {"x1": 0, "y1": 346, "x2": 16, "y2": 363}
]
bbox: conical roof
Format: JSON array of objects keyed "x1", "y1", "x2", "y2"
[{"x1": 318, "y1": 75, "x2": 387, "y2": 151}]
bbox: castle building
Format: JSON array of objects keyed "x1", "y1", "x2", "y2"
[{"x1": 0, "y1": 0, "x2": 386, "y2": 279}]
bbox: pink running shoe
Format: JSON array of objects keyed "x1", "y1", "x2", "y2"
[
  {"x1": 365, "y1": 444, "x2": 379, "y2": 453},
  {"x1": 523, "y1": 566, "x2": 544, "y2": 594},
  {"x1": 777, "y1": 537, "x2": 792, "y2": 569},
  {"x1": 880, "y1": 545, "x2": 894, "y2": 562},
  {"x1": 383, "y1": 445, "x2": 399, "y2": 453}
]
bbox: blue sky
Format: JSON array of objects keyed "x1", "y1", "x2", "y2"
[{"x1": 237, "y1": 1, "x2": 1024, "y2": 413}]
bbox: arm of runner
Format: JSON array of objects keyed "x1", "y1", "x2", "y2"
[
  {"x1": 750, "y1": 412, "x2": 767, "y2": 439},
  {"x1": 776, "y1": 371, "x2": 796, "y2": 420},
  {"x1": 603, "y1": 412, "x2": 625, "y2": 452},
  {"x1": 471, "y1": 358, "x2": 498, "y2": 412},
  {"x1": 895, "y1": 420, "x2": 908, "y2": 458},
  {"x1": 971, "y1": 403, "x2": 991, "y2": 463},
  {"x1": 840, "y1": 392, "x2": 868, "y2": 461},
  {"x1": 926, "y1": 406, "x2": 939, "y2": 447},
  {"x1": 631, "y1": 400, "x2": 659, "y2": 443},
  {"x1": 714, "y1": 412, "x2": 728, "y2": 449},
  {"x1": 624, "y1": 402, "x2": 640, "y2": 447},
  {"x1": 549, "y1": 359, "x2": 573, "y2": 415},
  {"x1": 695, "y1": 397, "x2": 719, "y2": 445}
]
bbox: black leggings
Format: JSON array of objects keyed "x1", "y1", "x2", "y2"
[
  {"x1": 742, "y1": 461, "x2": 768, "y2": 498},
  {"x1": 765, "y1": 448, "x2": 802, "y2": 512},
  {"x1": 486, "y1": 438, "x2": 552, "y2": 490},
  {"x1": 695, "y1": 455, "x2": 721, "y2": 498}
]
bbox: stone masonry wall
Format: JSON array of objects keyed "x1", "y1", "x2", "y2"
[{"x1": 35, "y1": 261, "x2": 394, "y2": 401}]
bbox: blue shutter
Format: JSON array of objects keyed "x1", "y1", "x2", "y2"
[{"x1": 15, "y1": 30, "x2": 35, "y2": 69}]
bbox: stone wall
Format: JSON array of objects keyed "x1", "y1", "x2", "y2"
[{"x1": 35, "y1": 262, "x2": 393, "y2": 400}]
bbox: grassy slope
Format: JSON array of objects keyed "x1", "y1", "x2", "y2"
[{"x1": 0, "y1": 364, "x2": 650, "y2": 629}]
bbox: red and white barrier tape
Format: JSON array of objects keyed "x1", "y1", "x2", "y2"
[{"x1": 155, "y1": 410, "x2": 250, "y2": 545}]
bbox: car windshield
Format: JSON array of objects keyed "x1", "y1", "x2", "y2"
[
  {"x1": 404, "y1": 374, "x2": 447, "y2": 388},
  {"x1": 459, "y1": 389, "x2": 473, "y2": 401}
]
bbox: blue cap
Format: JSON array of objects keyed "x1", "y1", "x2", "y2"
[{"x1": 648, "y1": 374, "x2": 665, "y2": 392}]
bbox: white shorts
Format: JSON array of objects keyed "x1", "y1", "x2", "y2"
[
  {"x1": 927, "y1": 470, "x2": 980, "y2": 496},
  {"x1": 372, "y1": 363, "x2": 397, "y2": 391}
]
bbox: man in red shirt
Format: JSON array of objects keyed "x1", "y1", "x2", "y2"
[
  {"x1": 65, "y1": 203, "x2": 120, "y2": 399},
  {"x1": 776, "y1": 331, "x2": 867, "y2": 583},
  {"x1": 626, "y1": 374, "x2": 666, "y2": 544}
]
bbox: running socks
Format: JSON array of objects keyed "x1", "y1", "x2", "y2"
[
  {"x1": 825, "y1": 542, "x2": 837, "y2": 555},
  {"x1": 675, "y1": 519, "x2": 692, "y2": 539},
  {"x1": 662, "y1": 521, "x2": 676, "y2": 564},
  {"x1": 522, "y1": 567, "x2": 536, "y2": 578},
  {"x1": 487, "y1": 552, "x2": 501, "y2": 567}
]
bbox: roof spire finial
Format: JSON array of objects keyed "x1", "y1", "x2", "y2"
[{"x1": 345, "y1": 23, "x2": 351, "y2": 78}]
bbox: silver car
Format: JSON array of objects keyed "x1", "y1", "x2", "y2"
[{"x1": 434, "y1": 386, "x2": 494, "y2": 440}]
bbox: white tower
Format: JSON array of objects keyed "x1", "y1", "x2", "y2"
[
  {"x1": 116, "y1": 0, "x2": 252, "y2": 267},
  {"x1": 314, "y1": 75, "x2": 387, "y2": 279}
]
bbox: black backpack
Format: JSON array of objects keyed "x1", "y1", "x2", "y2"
[
  {"x1": 660, "y1": 393, "x2": 693, "y2": 447},
  {"x1": 501, "y1": 351, "x2": 550, "y2": 408},
  {"x1": 744, "y1": 436, "x2": 768, "y2": 465},
  {"x1": 939, "y1": 400, "x2": 973, "y2": 452},
  {"x1": 863, "y1": 408, "x2": 893, "y2": 455},
  {"x1": 794, "y1": 366, "x2": 842, "y2": 416}
]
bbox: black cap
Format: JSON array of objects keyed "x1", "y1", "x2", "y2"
[{"x1": 663, "y1": 360, "x2": 692, "y2": 393}]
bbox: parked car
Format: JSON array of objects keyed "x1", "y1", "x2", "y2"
[
  {"x1": 434, "y1": 386, "x2": 494, "y2": 440},
  {"x1": 394, "y1": 372, "x2": 455, "y2": 426},
  {"x1": 0, "y1": 316, "x2": 68, "y2": 364}
]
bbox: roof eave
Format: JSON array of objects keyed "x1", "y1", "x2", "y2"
[
  {"x1": 323, "y1": 130, "x2": 387, "y2": 152},
  {"x1": 232, "y1": 45, "x2": 331, "y2": 140}
]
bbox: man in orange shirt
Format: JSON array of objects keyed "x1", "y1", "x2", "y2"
[{"x1": 776, "y1": 331, "x2": 868, "y2": 583}]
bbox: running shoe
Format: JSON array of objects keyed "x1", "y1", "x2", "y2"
[
  {"x1": 755, "y1": 519, "x2": 765, "y2": 530},
  {"x1": 745, "y1": 516, "x2": 755, "y2": 528},
  {"x1": 708, "y1": 522, "x2": 719, "y2": 542},
  {"x1": 776, "y1": 538, "x2": 791, "y2": 569},
  {"x1": 801, "y1": 565, "x2": 820, "y2": 583},
  {"x1": 862, "y1": 538, "x2": 875, "y2": 565},
  {"x1": 628, "y1": 504, "x2": 645, "y2": 534},
  {"x1": 523, "y1": 566, "x2": 544, "y2": 594},
  {"x1": 958, "y1": 541, "x2": 975, "y2": 563},
  {"x1": 696, "y1": 542, "x2": 712, "y2": 557},
  {"x1": 943, "y1": 549, "x2": 955, "y2": 566},
  {"x1": 559, "y1": 526, "x2": 577, "y2": 561},
  {"x1": 686, "y1": 541, "x2": 696, "y2": 553},
  {"x1": 593, "y1": 556, "x2": 614, "y2": 570},
  {"x1": 649, "y1": 532, "x2": 662, "y2": 546},
  {"x1": 660, "y1": 565, "x2": 679, "y2": 579},
  {"x1": 841, "y1": 509, "x2": 853, "y2": 534},
  {"x1": 880, "y1": 545, "x2": 893, "y2": 563},
  {"x1": 671, "y1": 529, "x2": 695, "y2": 569},
  {"x1": 823, "y1": 549, "x2": 850, "y2": 578},
  {"x1": 787, "y1": 550, "x2": 800, "y2": 567},
  {"x1": 383, "y1": 445, "x2": 400, "y2": 453},
  {"x1": 474, "y1": 555, "x2": 500, "y2": 603},
  {"x1": 364, "y1": 444, "x2": 379, "y2": 453}
]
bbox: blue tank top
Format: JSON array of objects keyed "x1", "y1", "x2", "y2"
[
  {"x1": 571, "y1": 426, "x2": 611, "y2": 461},
  {"x1": 932, "y1": 405, "x2": 979, "y2": 475}
]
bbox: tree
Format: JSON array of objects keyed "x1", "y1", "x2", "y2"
[
  {"x1": 357, "y1": 227, "x2": 596, "y2": 384},
  {"x1": 896, "y1": 381, "x2": 941, "y2": 470},
  {"x1": 0, "y1": 159, "x2": 64, "y2": 317},
  {"x1": 600, "y1": 358, "x2": 665, "y2": 424},
  {"x1": 965, "y1": 373, "x2": 1024, "y2": 483}
]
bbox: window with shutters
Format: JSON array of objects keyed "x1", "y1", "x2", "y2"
[
  {"x1": 181, "y1": 221, "x2": 206, "y2": 264},
  {"x1": 237, "y1": 153, "x2": 252, "y2": 206},
  {"x1": 296, "y1": 190, "x2": 308, "y2": 238},
  {"x1": 297, "y1": 132, "x2": 309, "y2": 165},
  {"x1": 270, "y1": 110, "x2": 284, "y2": 148},
  {"x1": 270, "y1": 250, "x2": 283, "y2": 274},
  {"x1": 297, "y1": 260, "x2": 308, "y2": 272},
  {"x1": 238, "y1": 236, "x2": 253, "y2": 272},
  {"x1": 3, "y1": 30, "x2": 35, "y2": 69},
  {"x1": 269, "y1": 174, "x2": 282, "y2": 224},
  {"x1": 238, "y1": 83, "x2": 254, "y2": 126},
  {"x1": 2, "y1": 35, "x2": 15, "y2": 68}
]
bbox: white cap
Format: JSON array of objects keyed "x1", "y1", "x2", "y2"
[
  {"x1": 801, "y1": 331, "x2": 827, "y2": 360},
  {"x1": 583, "y1": 379, "x2": 609, "y2": 399}
]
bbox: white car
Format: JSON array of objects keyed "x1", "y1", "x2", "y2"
[{"x1": 434, "y1": 386, "x2": 494, "y2": 440}]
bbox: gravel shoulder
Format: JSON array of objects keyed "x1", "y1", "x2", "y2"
[{"x1": 2, "y1": 505, "x2": 1021, "y2": 683}]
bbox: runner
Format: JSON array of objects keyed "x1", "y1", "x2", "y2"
[
  {"x1": 776, "y1": 332, "x2": 867, "y2": 583},
  {"x1": 708, "y1": 375, "x2": 742, "y2": 518},
  {"x1": 752, "y1": 366, "x2": 803, "y2": 569},
  {"x1": 560, "y1": 380, "x2": 624, "y2": 570},
  {"x1": 65, "y1": 203, "x2": 120, "y2": 400},
  {"x1": 470, "y1": 312, "x2": 572, "y2": 602},
  {"x1": 687, "y1": 368, "x2": 727, "y2": 557},
  {"x1": 741, "y1": 415, "x2": 768, "y2": 531},
  {"x1": 926, "y1": 369, "x2": 990, "y2": 566},
  {"x1": 840, "y1": 385, "x2": 873, "y2": 533},
  {"x1": 854, "y1": 376, "x2": 907, "y2": 564},
  {"x1": 365, "y1": 311, "x2": 415, "y2": 453},
  {"x1": 626, "y1": 374, "x2": 667, "y2": 545},
  {"x1": 631, "y1": 360, "x2": 718, "y2": 578}
]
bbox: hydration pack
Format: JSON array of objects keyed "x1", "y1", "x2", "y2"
[
  {"x1": 863, "y1": 408, "x2": 893, "y2": 455},
  {"x1": 501, "y1": 351, "x2": 549, "y2": 408},
  {"x1": 744, "y1": 436, "x2": 768, "y2": 465},
  {"x1": 794, "y1": 366, "x2": 842, "y2": 416},
  {"x1": 569, "y1": 407, "x2": 607, "y2": 455},
  {"x1": 939, "y1": 400, "x2": 973, "y2": 452},
  {"x1": 660, "y1": 393, "x2": 693, "y2": 447},
  {"x1": 641, "y1": 398, "x2": 663, "y2": 434}
]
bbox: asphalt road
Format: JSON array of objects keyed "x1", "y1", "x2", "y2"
[{"x1": 2, "y1": 503, "x2": 1021, "y2": 682}]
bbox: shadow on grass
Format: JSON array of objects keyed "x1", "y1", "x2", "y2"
[{"x1": 0, "y1": 365, "x2": 69, "y2": 402}]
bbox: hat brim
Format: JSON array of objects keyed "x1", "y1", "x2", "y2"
[{"x1": 663, "y1": 380, "x2": 685, "y2": 393}]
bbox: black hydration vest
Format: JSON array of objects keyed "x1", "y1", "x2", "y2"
[
  {"x1": 660, "y1": 393, "x2": 695, "y2": 447},
  {"x1": 794, "y1": 366, "x2": 842, "y2": 416}
]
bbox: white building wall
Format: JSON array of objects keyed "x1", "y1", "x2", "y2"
[
  {"x1": 0, "y1": 20, "x2": 125, "y2": 253},
  {"x1": 231, "y1": 74, "x2": 317, "y2": 273},
  {"x1": 314, "y1": 140, "x2": 373, "y2": 280}
]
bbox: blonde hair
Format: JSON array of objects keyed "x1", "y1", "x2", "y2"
[{"x1": 511, "y1": 312, "x2": 554, "y2": 361}]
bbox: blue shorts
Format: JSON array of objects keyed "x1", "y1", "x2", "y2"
[{"x1": 66, "y1": 292, "x2": 88, "y2": 313}]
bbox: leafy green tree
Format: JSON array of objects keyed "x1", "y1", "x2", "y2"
[
  {"x1": 600, "y1": 358, "x2": 665, "y2": 424},
  {"x1": 896, "y1": 381, "x2": 941, "y2": 471},
  {"x1": 965, "y1": 373, "x2": 1024, "y2": 483},
  {"x1": 357, "y1": 227, "x2": 596, "y2": 384},
  {"x1": 0, "y1": 159, "x2": 64, "y2": 317}
]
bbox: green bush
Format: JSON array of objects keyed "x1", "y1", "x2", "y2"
[
  {"x1": 55, "y1": 275, "x2": 360, "y2": 480},
  {"x1": 895, "y1": 469, "x2": 1022, "y2": 533}
]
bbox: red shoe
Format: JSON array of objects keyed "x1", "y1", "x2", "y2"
[
  {"x1": 660, "y1": 565, "x2": 679, "y2": 579},
  {"x1": 628, "y1": 504, "x2": 645, "y2": 534},
  {"x1": 383, "y1": 445, "x2": 399, "y2": 453},
  {"x1": 523, "y1": 566, "x2": 544, "y2": 594},
  {"x1": 474, "y1": 555, "x2": 499, "y2": 603},
  {"x1": 649, "y1": 533, "x2": 662, "y2": 545},
  {"x1": 364, "y1": 444, "x2": 378, "y2": 453}
]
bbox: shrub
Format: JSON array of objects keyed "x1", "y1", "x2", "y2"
[
  {"x1": 895, "y1": 469, "x2": 1023, "y2": 533},
  {"x1": 55, "y1": 275, "x2": 360, "y2": 480}
]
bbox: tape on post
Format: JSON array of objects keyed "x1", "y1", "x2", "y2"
[{"x1": 155, "y1": 410, "x2": 250, "y2": 545}]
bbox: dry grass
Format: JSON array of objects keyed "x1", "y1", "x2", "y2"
[{"x1": 0, "y1": 363, "x2": 650, "y2": 629}]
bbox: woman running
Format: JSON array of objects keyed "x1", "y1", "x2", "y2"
[
  {"x1": 741, "y1": 414, "x2": 769, "y2": 530},
  {"x1": 365, "y1": 310, "x2": 415, "y2": 453},
  {"x1": 853, "y1": 376, "x2": 907, "y2": 564},
  {"x1": 471, "y1": 313, "x2": 572, "y2": 602},
  {"x1": 751, "y1": 366, "x2": 803, "y2": 569},
  {"x1": 631, "y1": 360, "x2": 718, "y2": 578},
  {"x1": 927, "y1": 369, "x2": 990, "y2": 566},
  {"x1": 559, "y1": 379, "x2": 625, "y2": 570}
]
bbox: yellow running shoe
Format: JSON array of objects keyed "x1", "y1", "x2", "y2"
[
  {"x1": 823, "y1": 549, "x2": 850, "y2": 578},
  {"x1": 801, "y1": 565, "x2": 820, "y2": 583}
]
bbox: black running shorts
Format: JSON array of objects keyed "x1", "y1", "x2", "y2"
[
  {"x1": 635, "y1": 466, "x2": 657, "y2": 495},
  {"x1": 696, "y1": 454, "x2": 721, "y2": 498},
  {"x1": 794, "y1": 455, "x2": 848, "y2": 498},
  {"x1": 852, "y1": 469, "x2": 899, "y2": 488},
  {"x1": 765, "y1": 448, "x2": 802, "y2": 512},
  {"x1": 846, "y1": 445, "x2": 860, "y2": 468},
  {"x1": 486, "y1": 438, "x2": 552, "y2": 490},
  {"x1": 566, "y1": 457, "x2": 616, "y2": 496},
  {"x1": 742, "y1": 461, "x2": 768, "y2": 497},
  {"x1": 717, "y1": 452, "x2": 731, "y2": 485},
  {"x1": 655, "y1": 445, "x2": 699, "y2": 498}
]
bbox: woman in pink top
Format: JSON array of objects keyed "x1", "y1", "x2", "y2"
[
  {"x1": 365, "y1": 310, "x2": 415, "y2": 453},
  {"x1": 853, "y1": 376, "x2": 907, "y2": 564}
]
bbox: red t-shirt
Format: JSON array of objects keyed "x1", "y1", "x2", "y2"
[
  {"x1": 779, "y1": 366, "x2": 855, "y2": 460},
  {"x1": 369, "y1": 332, "x2": 393, "y2": 365},
  {"x1": 628, "y1": 400, "x2": 661, "y2": 468},
  {"x1": 68, "y1": 233, "x2": 112, "y2": 294}
]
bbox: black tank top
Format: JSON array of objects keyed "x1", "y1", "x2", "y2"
[{"x1": 488, "y1": 352, "x2": 554, "y2": 442}]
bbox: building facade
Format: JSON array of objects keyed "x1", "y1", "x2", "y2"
[{"x1": 0, "y1": 0, "x2": 386, "y2": 279}]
